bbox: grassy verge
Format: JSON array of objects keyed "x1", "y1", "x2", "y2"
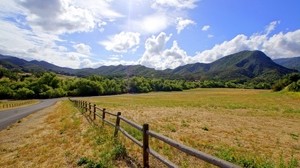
[{"x1": 0, "y1": 100, "x2": 130, "y2": 167}]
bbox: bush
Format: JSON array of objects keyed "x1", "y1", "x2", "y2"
[
  {"x1": 15, "y1": 87, "x2": 35, "y2": 99},
  {"x1": 288, "y1": 80, "x2": 300, "y2": 92}
]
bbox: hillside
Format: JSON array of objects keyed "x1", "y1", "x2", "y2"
[
  {"x1": 0, "y1": 51, "x2": 297, "y2": 82},
  {"x1": 273, "y1": 57, "x2": 300, "y2": 71},
  {"x1": 171, "y1": 50, "x2": 297, "y2": 81}
]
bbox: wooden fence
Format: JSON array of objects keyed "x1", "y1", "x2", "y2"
[
  {"x1": 70, "y1": 99, "x2": 240, "y2": 168},
  {"x1": 0, "y1": 101, "x2": 34, "y2": 109}
]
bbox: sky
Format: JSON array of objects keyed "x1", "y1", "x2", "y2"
[{"x1": 0, "y1": 0, "x2": 300, "y2": 70}]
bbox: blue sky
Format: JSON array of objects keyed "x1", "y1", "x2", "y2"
[{"x1": 0, "y1": 0, "x2": 300, "y2": 70}]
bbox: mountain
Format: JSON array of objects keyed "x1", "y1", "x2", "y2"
[
  {"x1": 171, "y1": 50, "x2": 297, "y2": 81},
  {"x1": 0, "y1": 51, "x2": 297, "y2": 82},
  {"x1": 0, "y1": 54, "x2": 167, "y2": 78},
  {"x1": 273, "y1": 57, "x2": 300, "y2": 71}
]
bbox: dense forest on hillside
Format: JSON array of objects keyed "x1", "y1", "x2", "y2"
[{"x1": 0, "y1": 68, "x2": 299, "y2": 99}]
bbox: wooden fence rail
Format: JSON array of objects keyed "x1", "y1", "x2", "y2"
[
  {"x1": 0, "y1": 101, "x2": 34, "y2": 109},
  {"x1": 69, "y1": 98, "x2": 240, "y2": 168}
]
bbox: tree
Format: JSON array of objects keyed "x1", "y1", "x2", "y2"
[{"x1": 15, "y1": 88, "x2": 35, "y2": 99}]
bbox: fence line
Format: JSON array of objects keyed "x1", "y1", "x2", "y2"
[
  {"x1": 69, "y1": 98, "x2": 240, "y2": 168},
  {"x1": 0, "y1": 101, "x2": 35, "y2": 109}
]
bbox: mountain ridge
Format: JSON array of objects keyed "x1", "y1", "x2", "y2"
[
  {"x1": 0, "y1": 51, "x2": 297, "y2": 81},
  {"x1": 274, "y1": 57, "x2": 300, "y2": 71}
]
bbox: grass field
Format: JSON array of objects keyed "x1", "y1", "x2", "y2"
[{"x1": 82, "y1": 88, "x2": 300, "y2": 167}]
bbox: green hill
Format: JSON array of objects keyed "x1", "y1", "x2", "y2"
[
  {"x1": 0, "y1": 51, "x2": 297, "y2": 82},
  {"x1": 273, "y1": 57, "x2": 300, "y2": 71},
  {"x1": 172, "y1": 50, "x2": 297, "y2": 81}
]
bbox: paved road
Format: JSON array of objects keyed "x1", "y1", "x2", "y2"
[{"x1": 0, "y1": 98, "x2": 63, "y2": 130}]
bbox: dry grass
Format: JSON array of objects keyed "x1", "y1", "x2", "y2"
[
  {"x1": 0, "y1": 100, "x2": 39, "y2": 111},
  {"x1": 1, "y1": 89, "x2": 298, "y2": 167},
  {"x1": 83, "y1": 88, "x2": 300, "y2": 167},
  {"x1": 0, "y1": 100, "x2": 130, "y2": 168}
]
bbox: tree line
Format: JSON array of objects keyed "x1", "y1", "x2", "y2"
[
  {"x1": 0, "y1": 68, "x2": 199, "y2": 99},
  {"x1": 272, "y1": 73, "x2": 300, "y2": 92},
  {"x1": 1, "y1": 68, "x2": 299, "y2": 99}
]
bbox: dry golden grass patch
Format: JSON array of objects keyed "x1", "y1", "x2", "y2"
[
  {"x1": 0, "y1": 100, "x2": 39, "y2": 111},
  {"x1": 85, "y1": 88, "x2": 300, "y2": 167},
  {"x1": 0, "y1": 100, "x2": 130, "y2": 168}
]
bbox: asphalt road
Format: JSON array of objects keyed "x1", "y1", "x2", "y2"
[{"x1": 0, "y1": 98, "x2": 63, "y2": 131}]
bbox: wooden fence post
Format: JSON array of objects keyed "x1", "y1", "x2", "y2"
[
  {"x1": 114, "y1": 112, "x2": 121, "y2": 137},
  {"x1": 85, "y1": 102, "x2": 88, "y2": 112},
  {"x1": 143, "y1": 124, "x2": 149, "y2": 168},
  {"x1": 89, "y1": 103, "x2": 91, "y2": 115},
  {"x1": 93, "y1": 104, "x2": 96, "y2": 120}
]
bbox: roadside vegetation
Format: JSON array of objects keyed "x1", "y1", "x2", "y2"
[
  {"x1": 1, "y1": 67, "x2": 299, "y2": 100},
  {"x1": 0, "y1": 100, "x2": 130, "y2": 168}
]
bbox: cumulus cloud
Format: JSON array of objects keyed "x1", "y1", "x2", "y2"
[
  {"x1": 139, "y1": 32, "x2": 190, "y2": 69},
  {"x1": 73, "y1": 43, "x2": 91, "y2": 55},
  {"x1": 0, "y1": 18, "x2": 90, "y2": 69},
  {"x1": 201, "y1": 25, "x2": 210, "y2": 31},
  {"x1": 193, "y1": 29, "x2": 300, "y2": 63},
  {"x1": 19, "y1": 0, "x2": 122, "y2": 34},
  {"x1": 100, "y1": 32, "x2": 140, "y2": 53},
  {"x1": 176, "y1": 17, "x2": 195, "y2": 34},
  {"x1": 152, "y1": 0, "x2": 198, "y2": 9},
  {"x1": 138, "y1": 22, "x2": 300, "y2": 69}
]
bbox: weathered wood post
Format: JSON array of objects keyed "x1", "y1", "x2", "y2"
[
  {"x1": 89, "y1": 103, "x2": 91, "y2": 115},
  {"x1": 143, "y1": 124, "x2": 149, "y2": 168},
  {"x1": 114, "y1": 112, "x2": 121, "y2": 137},
  {"x1": 102, "y1": 108, "x2": 106, "y2": 125},
  {"x1": 93, "y1": 104, "x2": 96, "y2": 120},
  {"x1": 85, "y1": 101, "x2": 88, "y2": 112}
]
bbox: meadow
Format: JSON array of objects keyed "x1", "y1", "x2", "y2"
[
  {"x1": 83, "y1": 88, "x2": 300, "y2": 167},
  {"x1": 0, "y1": 88, "x2": 299, "y2": 167}
]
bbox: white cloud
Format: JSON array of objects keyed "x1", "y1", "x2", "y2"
[
  {"x1": 0, "y1": 19, "x2": 91, "y2": 69},
  {"x1": 201, "y1": 25, "x2": 210, "y2": 31},
  {"x1": 132, "y1": 13, "x2": 170, "y2": 34},
  {"x1": 100, "y1": 32, "x2": 140, "y2": 53},
  {"x1": 18, "y1": 0, "x2": 122, "y2": 34},
  {"x1": 138, "y1": 23, "x2": 300, "y2": 69},
  {"x1": 176, "y1": 17, "x2": 195, "y2": 34},
  {"x1": 265, "y1": 20, "x2": 280, "y2": 35},
  {"x1": 152, "y1": 0, "x2": 198, "y2": 9},
  {"x1": 80, "y1": 58, "x2": 93, "y2": 68},
  {"x1": 73, "y1": 43, "x2": 91, "y2": 55},
  {"x1": 139, "y1": 32, "x2": 190, "y2": 69},
  {"x1": 193, "y1": 29, "x2": 300, "y2": 63}
]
